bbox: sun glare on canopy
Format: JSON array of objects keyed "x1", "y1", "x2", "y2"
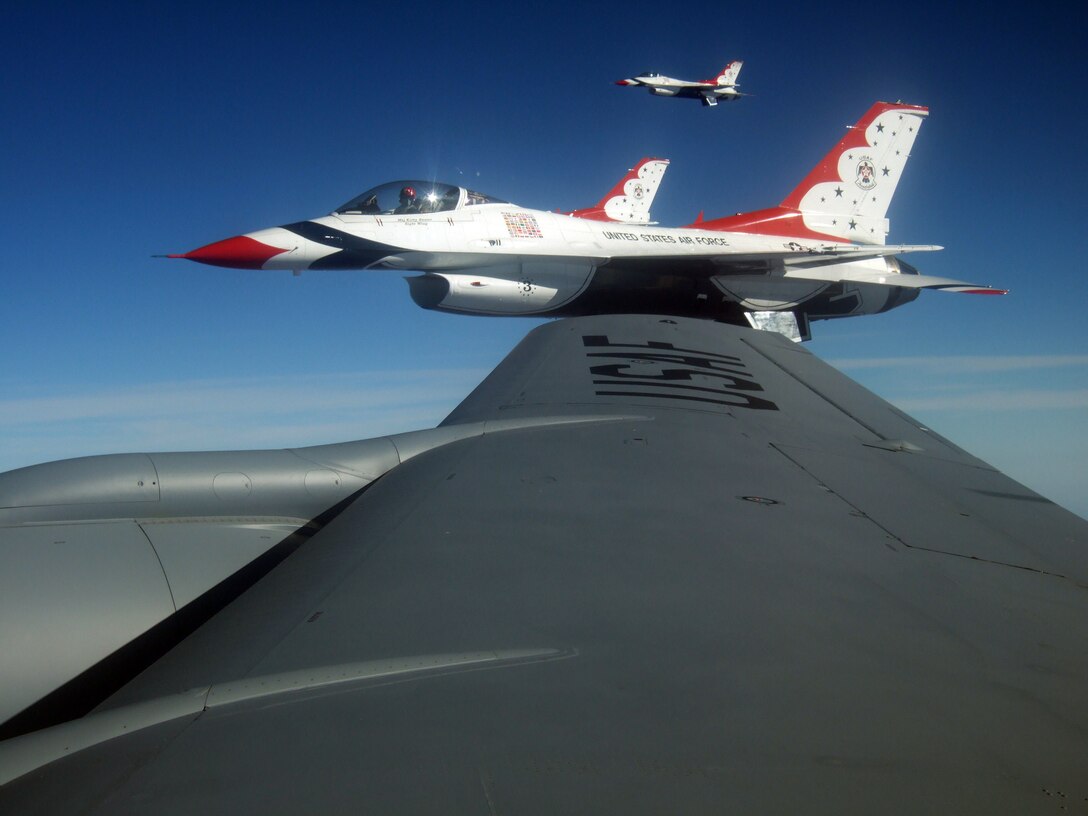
[{"x1": 334, "y1": 181, "x2": 508, "y2": 216}]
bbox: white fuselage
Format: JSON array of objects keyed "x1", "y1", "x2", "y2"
[
  {"x1": 234, "y1": 203, "x2": 915, "y2": 319},
  {"x1": 634, "y1": 76, "x2": 740, "y2": 101},
  {"x1": 256, "y1": 204, "x2": 785, "y2": 272}
]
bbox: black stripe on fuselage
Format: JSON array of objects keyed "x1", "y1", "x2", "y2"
[{"x1": 281, "y1": 221, "x2": 406, "y2": 269}]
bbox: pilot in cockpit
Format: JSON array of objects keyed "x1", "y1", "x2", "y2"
[{"x1": 395, "y1": 186, "x2": 418, "y2": 214}]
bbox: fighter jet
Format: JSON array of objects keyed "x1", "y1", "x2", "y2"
[
  {"x1": 169, "y1": 102, "x2": 1005, "y2": 340},
  {"x1": 616, "y1": 60, "x2": 746, "y2": 106}
]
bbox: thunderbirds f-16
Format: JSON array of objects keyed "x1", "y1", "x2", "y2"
[
  {"x1": 616, "y1": 60, "x2": 746, "y2": 106},
  {"x1": 3, "y1": 100, "x2": 1086, "y2": 813},
  {"x1": 169, "y1": 102, "x2": 1004, "y2": 341}
]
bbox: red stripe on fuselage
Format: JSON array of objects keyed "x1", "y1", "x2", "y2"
[{"x1": 687, "y1": 206, "x2": 849, "y2": 242}]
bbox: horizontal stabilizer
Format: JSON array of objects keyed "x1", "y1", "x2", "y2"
[
  {"x1": 712, "y1": 243, "x2": 943, "y2": 266},
  {"x1": 783, "y1": 266, "x2": 1007, "y2": 294}
]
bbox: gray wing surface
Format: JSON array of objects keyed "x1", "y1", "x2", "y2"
[{"x1": 2, "y1": 315, "x2": 1087, "y2": 814}]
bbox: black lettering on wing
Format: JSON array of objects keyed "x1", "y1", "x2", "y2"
[
  {"x1": 589, "y1": 364, "x2": 763, "y2": 392},
  {"x1": 594, "y1": 389, "x2": 779, "y2": 411},
  {"x1": 582, "y1": 335, "x2": 778, "y2": 411},
  {"x1": 587, "y1": 351, "x2": 748, "y2": 373},
  {"x1": 582, "y1": 335, "x2": 742, "y2": 362}
]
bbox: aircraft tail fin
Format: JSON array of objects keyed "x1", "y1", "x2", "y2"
[
  {"x1": 694, "y1": 102, "x2": 928, "y2": 244},
  {"x1": 567, "y1": 158, "x2": 669, "y2": 225},
  {"x1": 780, "y1": 101, "x2": 929, "y2": 244},
  {"x1": 711, "y1": 60, "x2": 743, "y2": 86}
]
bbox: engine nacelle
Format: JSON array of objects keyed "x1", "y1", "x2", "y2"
[{"x1": 406, "y1": 262, "x2": 596, "y2": 316}]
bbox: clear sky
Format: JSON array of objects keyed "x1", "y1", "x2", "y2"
[{"x1": 2, "y1": 2, "x2": 1085, "y2": 518}]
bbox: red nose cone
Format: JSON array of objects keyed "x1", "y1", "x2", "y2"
[{"x1": 168, "y1": 235, "x2": 289, "y2": 269}]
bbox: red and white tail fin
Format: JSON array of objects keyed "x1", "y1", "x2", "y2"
[
  {"x1": 694, "y1": 101, "x2": 927, "y2": 244},
  {"x1": 781, "y1": 101, "x2": 928, "y2": 244},
  {"x1": 567, "y1": 158, "x2": 669, "y2": 225},
  {"x1": 711, "y1": 60, "x2": 743, "y2": 87}
]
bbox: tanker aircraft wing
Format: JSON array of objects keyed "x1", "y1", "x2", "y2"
[{"x1": 2, "y1": 315, "x2": 1087, "y2": 812}]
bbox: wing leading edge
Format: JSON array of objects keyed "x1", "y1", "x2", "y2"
[{"x1": 1, "y1": 315, "x2": 1086, "y2": 813}]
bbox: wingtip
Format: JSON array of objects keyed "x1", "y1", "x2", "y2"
[{"x1": 934, "y1": 285, "x2": 1009, "y2": 295}]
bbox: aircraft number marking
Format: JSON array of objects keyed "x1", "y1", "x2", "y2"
[{"x1": 582, "y1": 335, "x2": 778, "y2": 411}]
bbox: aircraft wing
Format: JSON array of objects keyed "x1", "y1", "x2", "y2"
[
  {"x1": 696, "y1": 242, "x2": 943, "y2": 266},
  {"x1": 781, "y1": 267, "x2": 1007, "y2": 293},
  {"x1": 2, "y1": 315, "x2": 1087, "y2": 812},
  {"x1": 597, "y1": 243, "x2": 1004, "y2": 295},
  {"x1": 592, "y1": 242, "x2": 940, "y2": 273}
]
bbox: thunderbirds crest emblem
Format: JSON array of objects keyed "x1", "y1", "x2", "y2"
[
  {"x1": 631, "y1": 182, "x2": 645, "y2": 200},
  {"x1": 855, "y1": 159, "x2": 876, "y2": 190}
]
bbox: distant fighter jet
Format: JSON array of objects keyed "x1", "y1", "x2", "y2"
[{"x1": 616, "y1": 60, "x2": 745, "y2": 106}]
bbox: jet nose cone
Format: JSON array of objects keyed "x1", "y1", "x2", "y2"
[{"x1": 168, "y1": 235, "x2": 289, "y2": 269}]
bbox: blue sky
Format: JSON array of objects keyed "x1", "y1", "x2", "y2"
[{"x1": 2, "y1": 2, "x2": 1085, "y2": 517}]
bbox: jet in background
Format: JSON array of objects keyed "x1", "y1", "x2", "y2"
[
  {"x1": 616, "y1": 60, "x2": 745, "y2": 106},
  {"x1": 168, "y1": 102, "x2": 1004, "y2": 341},
  {"x1": 563, "y1": 157, "x2": 669, "y2": 225}
]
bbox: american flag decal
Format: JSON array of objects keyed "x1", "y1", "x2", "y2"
[{"x1": 503, "y1": 212, "x2": 543, "y2": 238}]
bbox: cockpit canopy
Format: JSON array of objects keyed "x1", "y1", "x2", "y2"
[{"x1": 334, "y1": 181, "x2": 507, "y2": 215}]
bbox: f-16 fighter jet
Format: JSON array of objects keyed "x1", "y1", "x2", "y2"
[
  {"x1": 169, "y1": 102, "x2": 1004, "y2": 340},
  {"x1": 616, "y1": 60, "x2": 745, "y2": 106}
]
